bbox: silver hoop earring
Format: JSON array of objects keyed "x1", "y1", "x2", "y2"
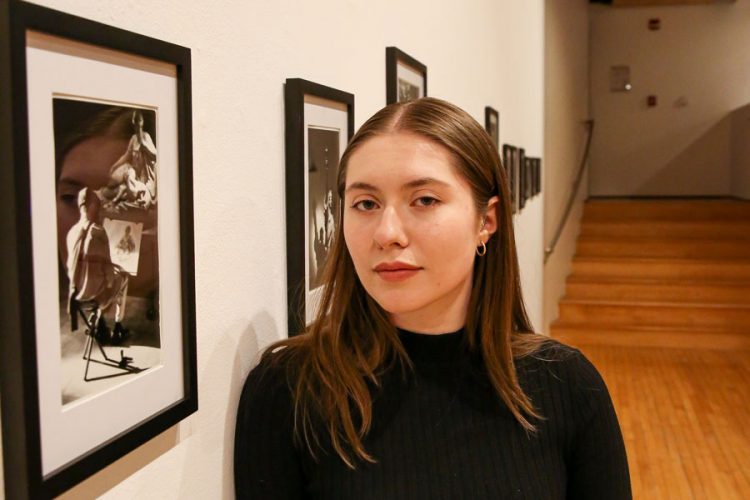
[{"x1": 476, "y1": 240, "x2": 487, "y2": 256}]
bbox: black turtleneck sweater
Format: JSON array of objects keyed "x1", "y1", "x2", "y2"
[{"x1": 234, "y1": 330, "x2": 631, "y2": 499}]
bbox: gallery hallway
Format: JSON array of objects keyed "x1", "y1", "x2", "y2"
[{"x1": 552, "y1": 199, "x2": 750, "y2": 498}]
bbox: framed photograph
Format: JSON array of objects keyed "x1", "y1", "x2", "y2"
[
  {"x1": 528, "y1": 157, "x2": 536, "y2": 198},
  {"x1": 518, "y1": 148, "x2": 527, "y2": 211},
  {"x1": 0, "y1": 1, "x2": 197, "y2": 497},
  {"x1": 386, "y1": 46, "x2": 427, "y2": 104},
  {"x1": 502, "y1": 144, "x2": 518, "y2": 214},
  {"x1": 528, "y1": 157, "x2": 538, "y2": 198},
  {"x1": 484, "y1": 106, "x2": 499, "y2": 149},
  {"x1": 535, "y1": 158, "x2": 543, "y2": 196},
  {"x1": 284, "y1": 78, "x2": 354, "y2": 337}
]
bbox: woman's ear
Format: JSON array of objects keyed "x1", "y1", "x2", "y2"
[{"x1": 481, "y1": 196, "x2": 500, "y2": 237}]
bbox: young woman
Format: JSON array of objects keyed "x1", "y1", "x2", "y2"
[{"x1": 234, "y1": 98, "x2": 631, "y2": 499}]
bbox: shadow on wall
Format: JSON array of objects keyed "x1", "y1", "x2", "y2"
[
  {"x1": 636, "y1": 115, "x2": 731, "y2": 196},
  {"x1": 731, "y1": 102, "x2": 750, "y2": 199}
]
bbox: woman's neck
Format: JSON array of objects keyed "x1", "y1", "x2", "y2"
[{"x1": 389, "y1": 309, "x2": 466, "y2": 335}]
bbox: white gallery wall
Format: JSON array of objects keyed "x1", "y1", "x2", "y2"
[
  {"x1": 542, "y1": 0, "x2": 590, "y2": 333},
  {"x1": 589, "y1": 0, "x2": 750, "y2": 197},
  {"x1": 0, "y1": 0, "x2": 545, "y2": 498}
]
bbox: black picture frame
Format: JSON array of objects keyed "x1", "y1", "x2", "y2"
[
  {"x1": 502, "y1": 144, "x2": 518, "y2": 214},
  {"x1": 518, "y1": 148, "x2": 527, "y2": 211},
  {"x1": 527, "y1": 157, "x2": 536, "y2": 200},
  {"x1": 536, "y1": 158, "x2": 542, "y2": 195},
  {"x1": 484, "y1": 106, "x2": 500, "y2": 149},
  {"x1": 386, "y1": 46, "x2": 427, "y2": 104},
  {"x1": 528, "y1": 157, "x2": 540, "y2": 198},
  {"x1": 284, "y1": 78, "x2": 354, "y2": 337},
  {"x1": 0, "y1": 1, "x2": 197, "y2": 498}
]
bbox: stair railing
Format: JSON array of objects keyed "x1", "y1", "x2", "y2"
[{"x1": 544, "y1": 119, "x2": 595, "y2": 263}]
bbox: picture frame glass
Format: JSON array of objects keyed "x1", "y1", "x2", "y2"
[
  {"x1": 303, "y1": 96, "x2": 348, "y2": 324},
  {"x1": 26, "y1": 31, "x2": 185, "y2": 475},
  {"x1": 396, "y1": 60, "x2": 425, "y2": 103},
  {"x1": 489, "y1": 113, "x2": 498, "y2": 147}
]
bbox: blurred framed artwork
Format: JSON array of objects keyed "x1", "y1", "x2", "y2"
[
  {"x1": 0, "y1": 1, "x2": 197, "y2": 497},
  {"x1": 534, "y1": 158, "x2": 542, "y2": 196},
  {"x1": 484, "y1": 106, "x2": 499, "y2": 149},
  {"x1": 518, "y1": 148, "x2": 527, "y2": 211},
  {"x1": 386, "y1": 46, "x2": 427, "y2": 104},
  {"x1": 284, "y1": 78, "x2": 354, "y2": 337},
  {"x1": 502, "y1": 144, "x2": 518, "y2": 214}
]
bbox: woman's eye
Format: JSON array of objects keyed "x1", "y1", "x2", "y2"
[
  {"x1": 58, "y1": 192, "x2": 78, "y2": 208},
  {"x1": 414, "y1": 196, "x2": 439, "y2": 207},
  {"x1": 352, "y1": 199, "x2": 378, "y2": 211}
]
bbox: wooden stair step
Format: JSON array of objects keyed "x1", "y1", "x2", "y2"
[
  {"x1": 571, "y1": 257, "x2": 750, "y2": 281},
  {"x1": 583, "y1": 199, "x2": 750, "y2": 222},
  {"x1": 576, "y1": 237, "x2": 750, "y2": 259},
  {"x1": 549, "y1": 322, "x2": 750, "y2": 350},
  {"x1": 557, "y1": 299, "x2": 750, "y2": 328},
  {"x1": 564, "y1": 279, "x2": 750, "y2": 303},
  {"x1": 580, "y1": 221, "x2": 750, "y2": 239}
]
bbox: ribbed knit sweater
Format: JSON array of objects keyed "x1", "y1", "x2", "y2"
[{"x1": 234, "y1": 329, "x2": 631, "y2": 499}]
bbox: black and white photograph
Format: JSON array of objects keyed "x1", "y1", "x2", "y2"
[
  {"x1": 503, "y1": 144, "x2": 518, "y2": 214},
  {"x1": 0, "y1": 2, "x2": 197, "y2": 497},
  {"x1": 519, "y1": 148, "x2": 527, "y2": 210},
  {"x1": 285, "y1": 78, "x2": 354, "y2": 337},
  {"x1": 386, "y1": 47, "x2": 427, "y2": 104},
  {"x1": 307, "y1": 127, "x2": 340, "y2": 290},
  {"x1": 53, "y1": 98, "x2": 160, "y2": 403},
  {"x1": 485, "y1": 106, "x2": 499, "y2": 149}
]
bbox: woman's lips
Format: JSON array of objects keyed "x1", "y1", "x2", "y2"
[{"x1": 373, "y1": 262, "x2": 422, "y2": 282}]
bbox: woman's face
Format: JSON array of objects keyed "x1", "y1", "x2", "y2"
[
  {"x1": 56, "y1": 135, "x2": 157, "y2": 296},
  {"x1": 343, "y1": 132, "x2": 497, "y2": 333}
]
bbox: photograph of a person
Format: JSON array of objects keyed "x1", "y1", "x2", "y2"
[
  {"x1": 236, "y1": 98, "x2": 631, "y2": 498},
  {"x1": 307, "y1": 127, "x2": 340, "y2": 290},
  {"x1": 54, "y1": 98, "x2": 161, "y2": 404}
]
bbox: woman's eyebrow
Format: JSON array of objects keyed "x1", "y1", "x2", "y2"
[
  {"x1": 402, "y1": 177, "x2": 451, "y2": 190},
  {"x1": 345, "y1": 177, "x2": 450, "y2": 194},
  {"x1": 345, "y1": 181, "x2": 380, "y2": 194}
]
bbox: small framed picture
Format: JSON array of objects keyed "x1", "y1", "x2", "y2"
[
  {"x1": 528, "y1": 157, "x2": 538, "y2": 198},
  {"x1": 0, "y1": 1, "x2": 197, "y2": 497},
  {"x1": 502, "y1": 144, "x2": 518, "y2": 214},
  {"x1": 535, "y1": 158, "x2": 543, "y2": 196},
  {"x1": 518, "y1": 148, "x2": 527, "y2": 211},
  {"x1": 484, "y1": 106, "x2": 500, "y2": 149},
  {"x1": 284, "y1": 78, "x2": 354, "y2": 336},
  {"x1": 386, "y1": 47, "x2": 427, "y2": 104}
]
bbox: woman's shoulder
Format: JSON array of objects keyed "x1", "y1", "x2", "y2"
[
  {"x1": 518, "y1": 337, "x2": 610, "y2": 399},
  {"x1": 240, "y1": 342, "x2": 301, "y2": 397}
]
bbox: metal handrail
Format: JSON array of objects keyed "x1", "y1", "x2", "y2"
[{"x1": 544, "y1": 119, "x2": 595, "y2": 263}]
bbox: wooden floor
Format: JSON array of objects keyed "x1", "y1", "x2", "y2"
[
  {"x1": 551, "y1": 199, "x2": 750, "y2": 498},
  {"x1": 573, "y1": 343, "x2": 750, "y2": 499}
]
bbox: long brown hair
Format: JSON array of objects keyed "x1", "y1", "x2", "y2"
[{"x1": 265, "y1": 97, "x2": 548, "y2": 468}]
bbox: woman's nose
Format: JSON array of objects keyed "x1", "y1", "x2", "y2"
[{"x1": 372, "y1": 206, "x2": 408, "y2": 249}]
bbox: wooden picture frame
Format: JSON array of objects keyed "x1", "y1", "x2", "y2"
[
  {"x1": 284, "y1": 78, "x2": 354, "y2": 337},
  {"x1": 0, "y1": 1, "x2": 197, "y2": 497}
]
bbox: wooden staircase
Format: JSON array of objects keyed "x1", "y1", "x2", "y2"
[{"x1": 550, "y1": 199, "x2": 750, "y2": 350}]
